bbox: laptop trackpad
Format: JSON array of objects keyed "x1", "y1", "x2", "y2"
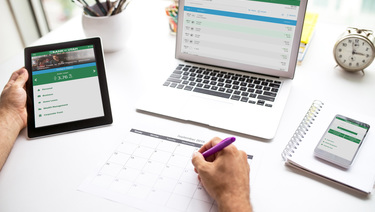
[{"x1": 182, "y1": 95, "x2": 232, "y2": 125}]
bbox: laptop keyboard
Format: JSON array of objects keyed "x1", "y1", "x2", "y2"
[{"x1": 163, "y1": 64, "x2": 281, "y2": 107}]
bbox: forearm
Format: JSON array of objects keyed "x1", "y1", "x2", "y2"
[
  {"x1": 0, "y1": 109, "x2": 23, "y2": 171},
  {"x1": 217, "y1": 193, "x2": 253, "y2": 212}
]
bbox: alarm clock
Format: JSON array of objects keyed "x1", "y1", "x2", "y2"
[{"x1": 333, "y1": 27, "x2": 375, "y2": 72}]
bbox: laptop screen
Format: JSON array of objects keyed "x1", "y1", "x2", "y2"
[{"x1": 175, "y1": 0, "x2": 307, "y2": 79}]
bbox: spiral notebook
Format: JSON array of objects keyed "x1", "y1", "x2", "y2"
[{"x1": 281, "y1": 100, "x2": 375, "y2": 194}]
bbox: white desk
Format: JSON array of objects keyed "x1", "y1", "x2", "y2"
[{"x1": 0, "y1": 0, "x2": 374, "y2": 211}]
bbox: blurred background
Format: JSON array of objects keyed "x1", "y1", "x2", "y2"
[{"x1": 1, "y1": 0, "x2": 375, "y2": 65}]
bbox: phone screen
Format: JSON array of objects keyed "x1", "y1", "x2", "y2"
[{"x1": 316, "y1": 115, "x2": 369, "y2": 165}]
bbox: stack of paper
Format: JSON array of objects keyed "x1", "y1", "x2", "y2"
[{"x1": 298, "y1": 12, "x2": 319, "y2": 64}]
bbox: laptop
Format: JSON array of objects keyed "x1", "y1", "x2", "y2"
[{"x1": 137, "y1": 0, "x2": 308, "y2": 139}]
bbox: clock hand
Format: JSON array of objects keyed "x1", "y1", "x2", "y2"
[{"x1": 353, "y1": 51, "x2": 365, "y2": 56}]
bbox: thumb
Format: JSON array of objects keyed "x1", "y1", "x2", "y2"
[
  {"x1": 14, "y1": 68, "x2": 29, "y2": 87},
  {"x1": 192, "y1": 152, "x2": 206, "y2": 172}
]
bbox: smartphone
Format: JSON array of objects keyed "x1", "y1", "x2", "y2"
[{"x1": 314, "y1": 114, "x2": 370, "y2": 169}]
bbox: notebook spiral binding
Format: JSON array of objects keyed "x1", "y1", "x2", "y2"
[{"x1": 281, "y1": 100, "x2": 324, "y2": 161}]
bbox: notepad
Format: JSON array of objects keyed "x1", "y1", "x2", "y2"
[
  {"x1": 298, "y1": 12, "x2": 319, "y2": 63},
  {"x1": 282, "y1": 100, "x2": 375, "y2": 194}
]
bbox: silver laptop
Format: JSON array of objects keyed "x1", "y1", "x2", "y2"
[{"x1": 137, "y1": 0, "x2": 308, "y2": 139}]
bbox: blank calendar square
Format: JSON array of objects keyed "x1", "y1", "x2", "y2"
[
  {"x1": 135, "y1": 172, "x2": 158, "y2": 187},
  {"x1": 143, "y1": 160, "x2": 165, "y2": 175},
  {"x1": 118, "y1": 167, "x2": 139, "y2": 181},
  {"x1": 167, "y1": 194, "x2": 192, "y2": 211},
  {"x1": 187, "y1": 199, "x2": 214, "y2": 212},
  {"x1": 110, "y1": 179, "x2": 132, "y2": 194},
  {"x1": 128, "y1": 183, "x2": 150, "y2": 199},
  {"x1": 173, "y1": 181, "x2": 197, "y2": 196},
  {"x1": 132, "y1": 146, "x2": 154, "y2": 158},
  {"x1": 154, "y1": 176, "x2": 178, "y2": 192},
  {"x1": 109, "y1": 152, "x2": 130, "y2": 164},
  {"x1": 193, "y1": 185, "x2": 214, "y2": 203},
  {"x1": 117, "y1": 142, "x2": 137, "y2": 154},
  {"x1": 100, "y1": 162, "x2": 123, "y2": 176},
  {"x1": 91, "y1": 174, "x2": 113, "y2": 187},
  {"x1": 168, "y1": 154, "x2": 190, "y2": 167},
  {"x1": 150, "y1": 150, "x2": 172, "y2": 164},
  {"x1": 162, "y1": 165, "x2": 184, "y2": 179},
  {"x1": 147, "y1": 189, "x2": 171, "y2": 205},
  {"x1": 126, "y1": 156, "x2": 147, "y2": 169}
]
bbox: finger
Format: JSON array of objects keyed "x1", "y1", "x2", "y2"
[
  {"x1": 3, "y1": 68, "x2": 27, "y2": 90},
  {"x1": 191, "y1": 152, "x2": 206, "y2": 171},
  {"x1": 198, "y1": 137, "x2": 221, "y2": 162},
  {"x1": 240, "y1": 150, "x2": 250, "y2": 169},
  {"x1": 212, "y1": 143, "x2": 240, "y2": 166},
  {"x1": 236, "y1": 150, "x2": 250, "y2": 175},
  {"x1": 3, "y1": 71, "x2": 19, "y2": 90},
  {"x1": 215, "y1": 142, "x2": 238, "y2": 158},
  {"x1": 13, "y1": 68, "x2": 28, "y2": 88},
  {"x1": 198, "y1": 137, "x2": 222, "y2": 153}
]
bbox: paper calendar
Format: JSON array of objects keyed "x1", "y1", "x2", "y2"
[{"x1": 79, "y1": 128, "x2": 255, "y2": 212}]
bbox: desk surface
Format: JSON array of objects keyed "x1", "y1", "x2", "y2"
[{"x1": 0, "y1": 0, "x2": 374, "y2": 211}]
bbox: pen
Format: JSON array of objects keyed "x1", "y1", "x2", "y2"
[
  {"x1": 113, "y1": 0, "x2": 127, "y2": 15},
  {"x1": 95, "y1": 0, "x2": 108, "y2": 16},
  {"x1": 202, "y1": 137, "x2": 236, "y2": 158},
  {"x1": 106, "y1": 0, "x2": 110, "y2": 10},
  {"x1": 111, "y1": 0, "x2": 122, "y2": 15},
  {"x1": 107, "y1": 0, "x2": 119, "y2": 16},
  {"x1": 119, "y1": 0, "x2": 130, "y2": 12},
  {"x1": 72, "y1": 0, "x2": 100, "y2": 17}
]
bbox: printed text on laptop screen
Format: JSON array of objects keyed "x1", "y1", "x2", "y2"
[{"x1": 181, "y1": 0, "x2": 301, "y2": 72}]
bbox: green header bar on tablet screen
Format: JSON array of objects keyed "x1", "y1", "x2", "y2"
[
  {"x1": 33, "y1": 65, "x2": 98, "y2": 86},
  {"x1": 31, "y1": 45, "x2": 94, "y2": 57}
]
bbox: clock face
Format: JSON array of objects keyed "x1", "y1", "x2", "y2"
[{"x1": 334, "y1": 36, "x2": 375, "y2": 71}]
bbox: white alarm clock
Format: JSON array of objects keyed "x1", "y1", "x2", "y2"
[{"x1": 333, "y1": 27, "x2": 375, "y2": 72}]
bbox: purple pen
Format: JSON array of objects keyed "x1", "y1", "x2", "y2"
[{"x1": 202, "y1": 137, "x2": 236, "y2": 158}]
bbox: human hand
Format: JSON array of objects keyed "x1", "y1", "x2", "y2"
[
  {"x1": 0, "y1": 68, "x2": 29, "y2": 131},
  {"x1": 191, "y1": 137, "x2": 252, "y2": 212}
]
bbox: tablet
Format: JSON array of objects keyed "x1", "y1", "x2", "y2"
[{"x1": 25, "y1": 37, "x2": 112, "y2": 138}]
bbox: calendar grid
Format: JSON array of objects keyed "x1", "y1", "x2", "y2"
[{"x1": 87, "y1": 129, "x2": 253, "y2": 212}]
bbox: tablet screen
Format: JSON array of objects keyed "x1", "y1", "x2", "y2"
[
  {"x1": 31, "y1": 45, "x2": 104, "y2": 127},
  {"x1": 25, "y1": 38, "x2": 112, "y2": 138}
]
